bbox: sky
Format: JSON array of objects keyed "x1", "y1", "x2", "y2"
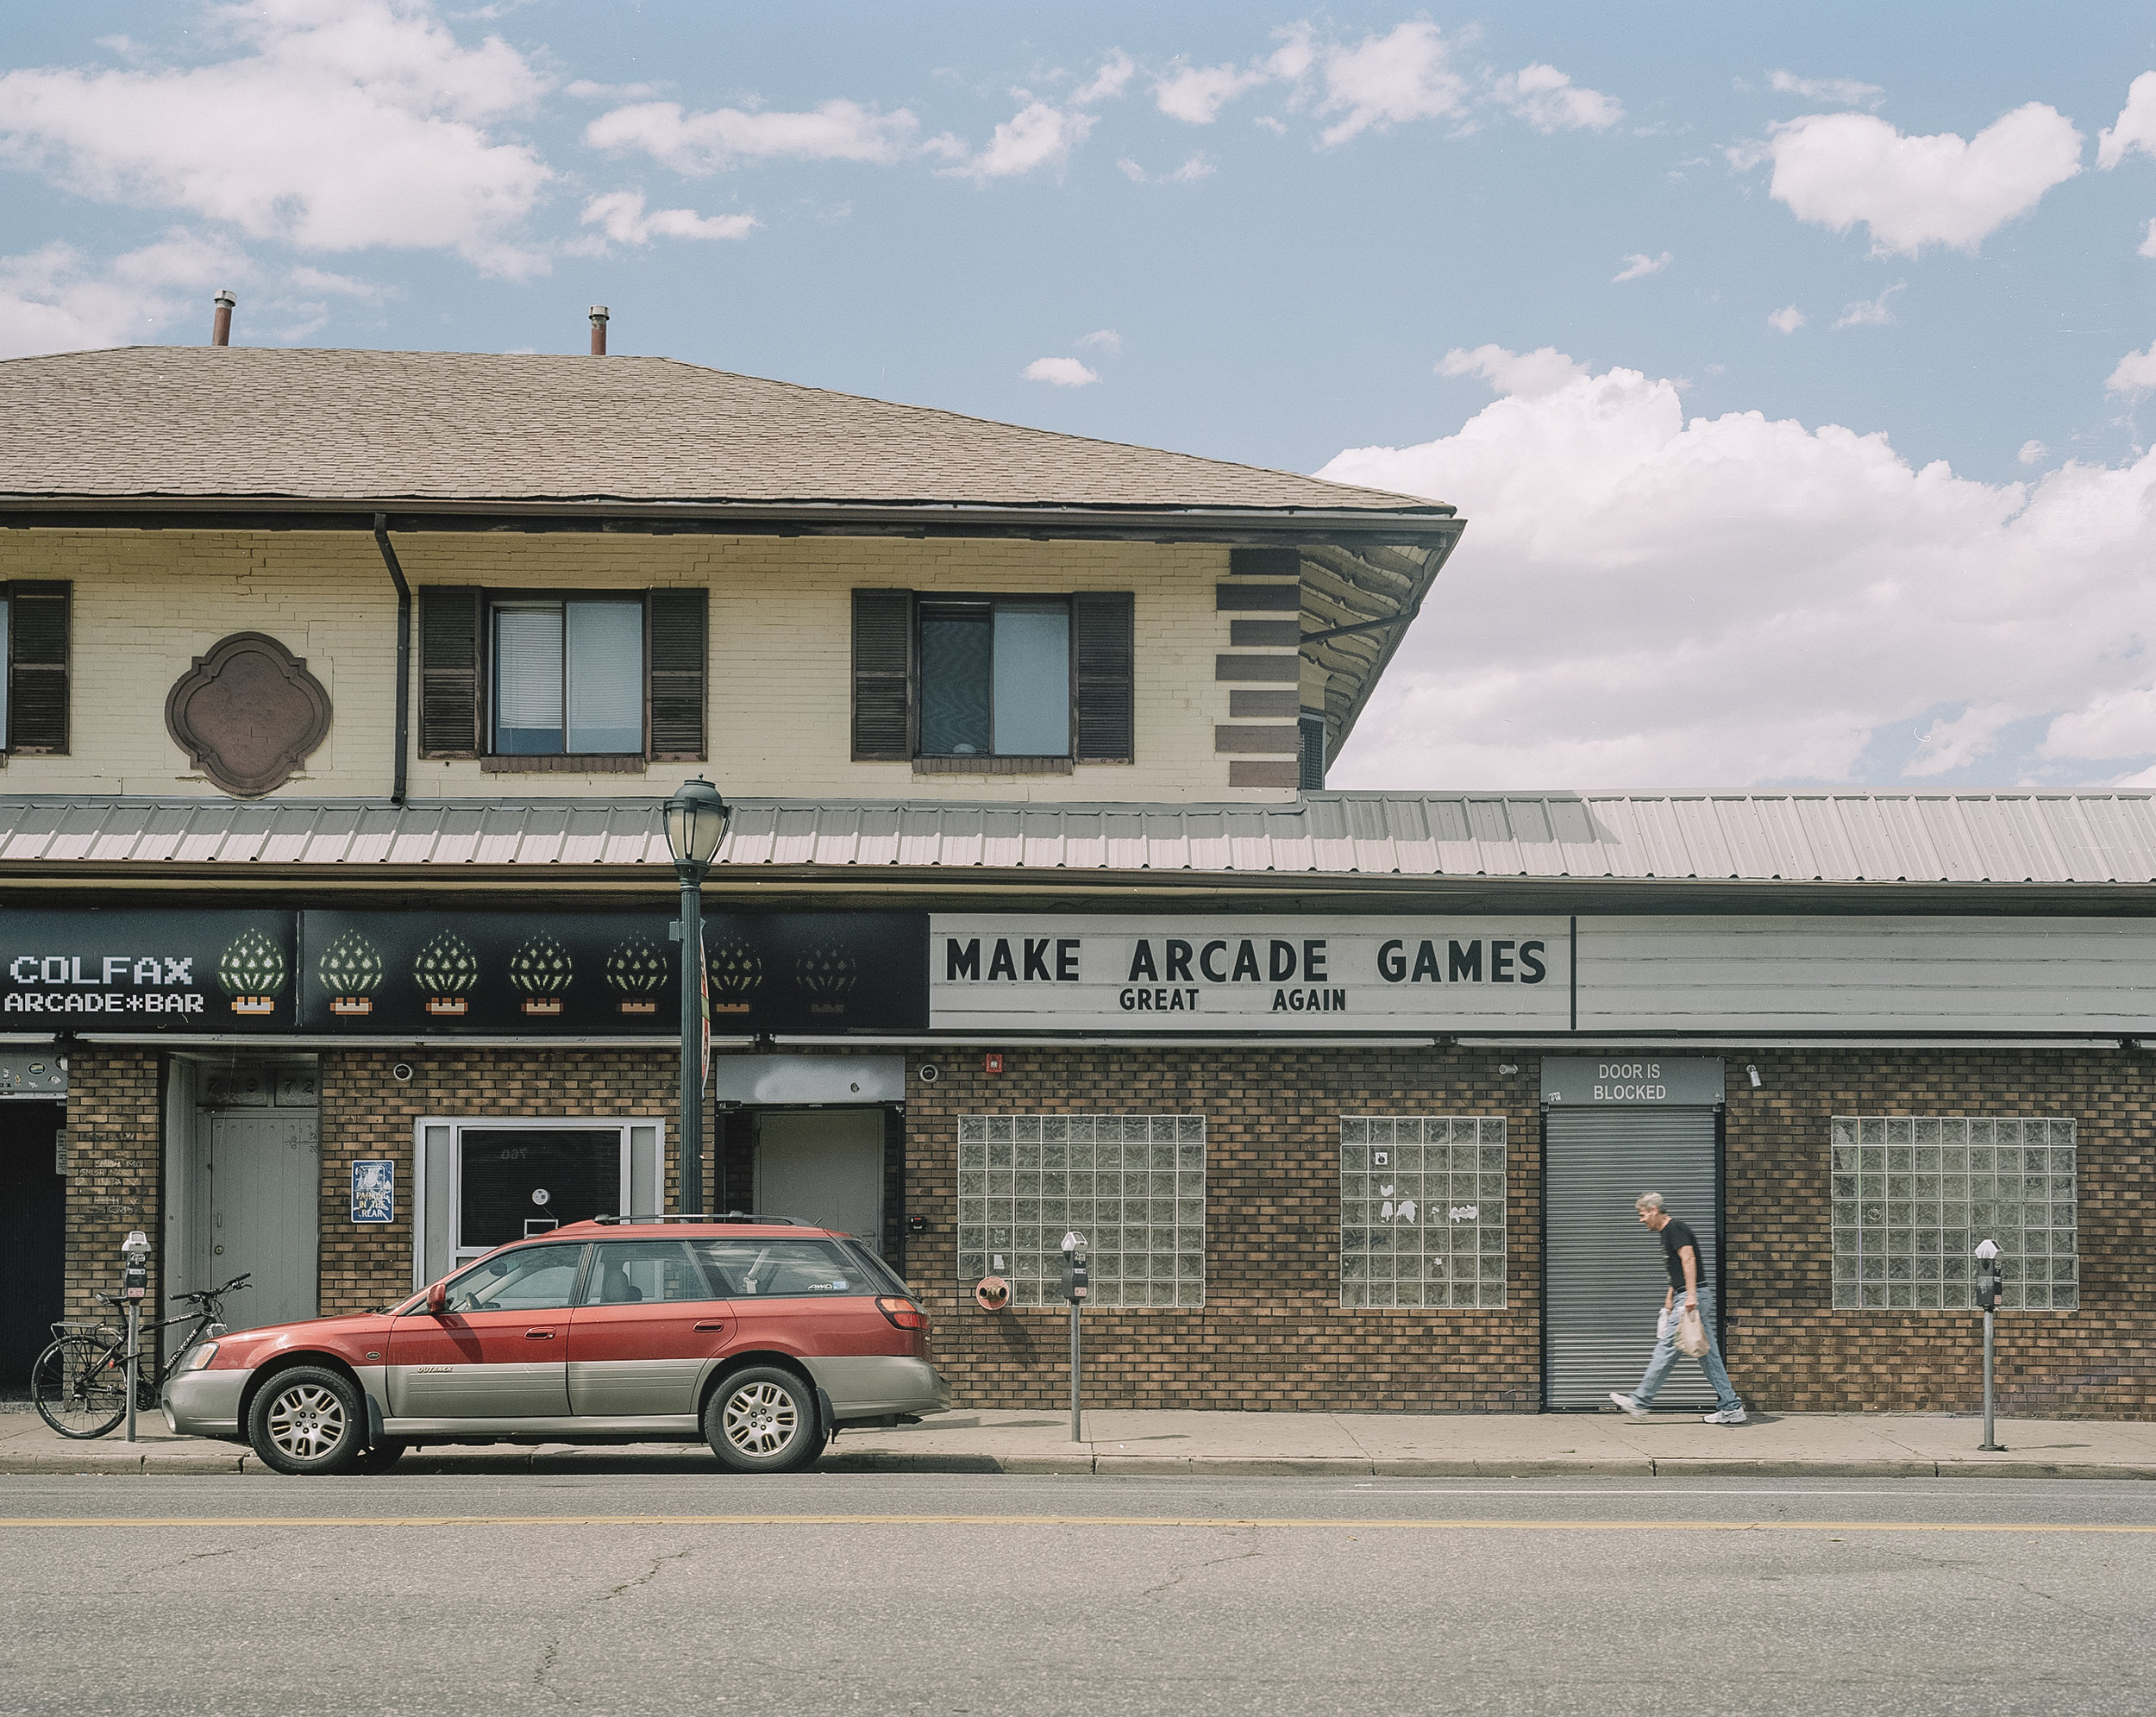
[{"x1": 3, "y1": 2, "x2": 2154, "y2": 793}]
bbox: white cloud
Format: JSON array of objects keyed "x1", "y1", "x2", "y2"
[
  {"x1": 0, "y1": 230, "x2": 250, "y2": 357},
  {"x1": 1767, "y1": 304, "x2": 1807, "y2": 333},
  {"x1": 2042, "y1": 684, "x2": 2156, "y2": 762},
  {"x1": 1760, "y1": 103, "x2": 2083, "y2": 256},
  {"x1": 1118, "y1": 152, "x2": 1214, "y2": 184},
  {"x1": 1022, "y1": 357, "x2": 1099, "y2": 387},
  {"x1": 1078, "y1": 329, "x2": 1122, "y2": 351},
  {"x1": 1906, "y1": 702, "x2": 2016, "y2": 775},
  {"x1": 2141, "y1": 219, "x2": 2156, "y2": 260},
  {"x1": 2106, "y1": 342, "x2": 2156, "y2": 395},
  {"x1": 1316, "y1": 348, "x2": 2156, "y2": 789},
  {"x1": 1767, "y1": 70, "x2": 1885, "y2": 110},
  {"x1": 942, "y1": 100, "x2": 1092, "y2": 182},
  {"x1": 579, "y1": 190, "x2": 756, "y2": 245},
  {"x1": 1438, "y1": 343, "x2": 1589, "y2": 399},
  {"x1": 563, "y1": 78, "x2": 661, "y2": 101},
  {"x1": 0, "y1": 1, "x2": 551, "y2": 275},
  {"x1": 1316, "y1": 21, "x2": 1466, "y2": 147},
  {"x1": 585, "y1": 97, "x2": 919, "y2": 172},
  {"x1": 286, "y1": 264, "x2": 395, "y2": 299},
  {"x1": 1071, "y1": 52, "x2": 1135, "y2": 106},
  {"x1": 1154, "y1": 61, "x2": 1269, "y2": 125},
  {"x1": 2018, "y1": 439, "x2": 2049, "y2": 466},
  {"x1": 1613, "y1": 251, "x2": 1671, "y2": 282},
  {"x1": 1496, "y1": 64, "x2": 1623, "y2": 134},
  {"x1": 1833, "y1": 281, "x2": 1905, "y2": 329},
  {"x1": 2096, "y1": 70, "x2": 2156, "y2": 168}
]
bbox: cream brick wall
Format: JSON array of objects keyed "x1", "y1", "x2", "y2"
[{"x1": 2, "y1": 529, "x2": 1292, "y2": 804}]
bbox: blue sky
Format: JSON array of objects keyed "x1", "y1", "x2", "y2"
[{"x1": 4, "y1": 3, "x2": 2155, "y2": 791}]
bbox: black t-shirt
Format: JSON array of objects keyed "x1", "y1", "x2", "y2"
[{"x1": 1659, "y1": 1218, "x2": 1702, "y2": 1290}]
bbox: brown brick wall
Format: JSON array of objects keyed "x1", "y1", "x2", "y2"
[{"x1": 60, "y1": 1044, "x2": 162, "y2": 1329}]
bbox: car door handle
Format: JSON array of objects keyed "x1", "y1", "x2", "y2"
[
  {"x1": 524, "y1": 1329, "x2": 556, "y2": 1339},
  {"x1": 693, "y1": 1321, "x2": 727, "y2": 1332}
]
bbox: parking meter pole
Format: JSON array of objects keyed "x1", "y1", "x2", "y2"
[
  {"x1": 1974, "y1": 1238, "x2": 2005, "y2": 1451},
  {"x1": 1069, "y1": 1301, "x2": 1081, "y2": 1444},
  {"x1": 1060, "y1": 1231, "x2": 1088, "y2": 1445},
  {"x1": 1980, "y1": 1310, "x2": 2003, "y2": 1451},
  {"x1": 124, "y1": 1300, "x2": 139, "y2": 1444}
]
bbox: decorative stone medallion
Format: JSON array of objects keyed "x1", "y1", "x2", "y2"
[{"x1": 164, "y1": 632, "x2": 332, "y2": 798}]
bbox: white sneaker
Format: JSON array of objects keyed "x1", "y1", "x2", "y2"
[
  {"x1": 1705, "y1": 1406, "x2": 1748, "y2": 1425},
  {"x1": 1608, "y1": 1392, "x2": 1650, "y2": 1419}
]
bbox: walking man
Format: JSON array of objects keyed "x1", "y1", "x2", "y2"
[{"x1": 1610, "y1": 1192, "x2": 1746, "y2": 1424}]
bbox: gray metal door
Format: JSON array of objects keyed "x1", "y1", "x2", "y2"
[{"x1": 1544, "y1": 1106, "x2": 1720, "y2": 1409}]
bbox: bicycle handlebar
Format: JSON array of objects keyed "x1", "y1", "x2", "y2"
[{"x1": 168, "y1": 1273, "x2": 251, "y2": 1304}]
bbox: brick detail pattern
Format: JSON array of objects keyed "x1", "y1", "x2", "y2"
[{"x1": 60, "y1": 1046, "x2": 162, "y2": 1341}]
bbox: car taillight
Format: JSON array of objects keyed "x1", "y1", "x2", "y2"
[{"x1": 876, "y1": 1295, "x2": 927, "y2": 1330}]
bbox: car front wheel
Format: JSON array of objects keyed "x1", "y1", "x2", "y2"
[
  {"x1": 248, "y1": 1367, "x2": 366, "y2": 1476},
  {"x1": 705, "y1": 1367, "x2": 825, "y2": 1474}
]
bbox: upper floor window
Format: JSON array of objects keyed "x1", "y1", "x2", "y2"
[
  {"x1": 492, "y1": 598, "x2": 644, "y2": 755},
  {"x1": 852, "y1": 588, "x2": 1132, "y2": 772},
  {"x1": 0, "y1": 581, "x2": 71, "y2": 756},
  {"x1": 918, "y1": 598, "x2": 1070, "y2": 758}
]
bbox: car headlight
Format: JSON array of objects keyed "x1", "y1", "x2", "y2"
[{"x1": 182, "y1": 1342, "x2": 219, "y2": 1372}]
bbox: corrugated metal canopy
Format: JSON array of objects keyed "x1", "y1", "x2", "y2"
[{"x1": 1, "y1": 792, "x2": 2153, "y2": 884}]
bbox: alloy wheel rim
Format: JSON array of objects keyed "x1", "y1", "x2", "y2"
[
  {"x1": 266, "y1": 1384, "x2": 347, "y2": 1460},
  {"x1": 723, "y1": 1382, "x2": 799, "y2": 1457}
]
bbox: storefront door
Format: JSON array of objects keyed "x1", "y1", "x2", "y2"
[
  {"x1": 754, "y1": 1110, "x2": 884, "y2": 1251},
  {"x1": 205, "y1": 1112, "x2": 320, "y2": 1332},
  {"x1": 0, "y1": 1102, "x2": 65, "y2": 1388},
  {"x1": 1540, "y1": 1059, "x2": 1724, "y2": 1409}
]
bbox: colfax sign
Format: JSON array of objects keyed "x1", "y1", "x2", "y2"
[{"x1": 930, "y1": 915, "x2": 1570, "y2": 1031}]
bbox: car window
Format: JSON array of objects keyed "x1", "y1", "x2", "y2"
[
  {"x1": 688, "y1": 1238, "x2": 868, "y2": 1298},
  {"x1": 581, "y1": 1241, "x2": 724, "y2": 1306},
  {"x1": 442, "y1": 1244, "x2": 586, "y2": 1313},
  {"x1": 837, "y1": 1240, "x2": 912, "y2": 1299}
]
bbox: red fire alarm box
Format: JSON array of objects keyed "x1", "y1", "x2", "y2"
[{"x1": 984, "y1": 1052, "x2": 1004, "y2": 1075}]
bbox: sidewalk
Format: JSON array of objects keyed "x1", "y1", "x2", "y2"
[{"x1": 4, "y1": 1406, "x2": 2153, "y2": 1480}]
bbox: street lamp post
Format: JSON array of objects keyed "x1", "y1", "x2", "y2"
[{"x1": 663, "y1": 778, "x2": 730, "y2": 1216}]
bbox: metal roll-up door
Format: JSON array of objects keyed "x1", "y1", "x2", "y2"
[{"x1": 1545, "y1": 1106, "x2": 1720, "y2": 1409}]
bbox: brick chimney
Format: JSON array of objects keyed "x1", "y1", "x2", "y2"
[
  {"x1": 589, "y1": 305, "x2": 609, "y2": 355},
  {"x1": 211, "y1": 290, "x2": 236, "y2": 347}
]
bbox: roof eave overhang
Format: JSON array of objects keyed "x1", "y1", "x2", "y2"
[{"x1": 0, "y1": 494, "x2": 1460, "y2": 547}]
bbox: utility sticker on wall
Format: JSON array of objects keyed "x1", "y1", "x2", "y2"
[{"x1": 350, "y1": 1159, "x2": 395, "y2": 1224}]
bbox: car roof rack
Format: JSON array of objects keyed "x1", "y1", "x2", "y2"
[{"x1": 591, "y1": 1212, "x2": 802, "y2": 1226}]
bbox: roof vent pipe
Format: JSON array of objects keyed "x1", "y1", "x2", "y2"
[
  {"x1": 211, "y1": 290, "x2": 235, "y2": 347},
  {"x1": 589, "y1": 304, "x2": 609, "y2": 355}
]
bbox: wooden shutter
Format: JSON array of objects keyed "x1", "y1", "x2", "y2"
[
  {"x1": 418, "y1": 586, "x2": 482, "y2": 758},
  {"x1": 1072, "y1": 591, "x2": 1134, "y2": 763},
  {"x1": 6, "y1": 581, "x2": 71, "y2": 754},
  {"x1": 852, "y1": 589, "x2": 912, "y2": 761},
  {"x1": 646, "y1": 588, "x2": 707, "y2": 761}
]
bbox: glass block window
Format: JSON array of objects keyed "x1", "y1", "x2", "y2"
[
  {"x1": 956, "y1": 1114, "x2": 1206, "y2": 1308},
  {"x1": 1341, "y1": 1116, "x2": 1507, "y2": 1310},
  {"x1": 1830, "y1": 1116, "x2": 2079, "y2": 1312}
]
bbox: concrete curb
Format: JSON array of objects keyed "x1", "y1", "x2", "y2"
[{"x1": 5, "y1": 1450, "x2": 2154, "y2": 1480}]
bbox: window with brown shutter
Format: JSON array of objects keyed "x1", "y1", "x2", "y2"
[
  {"x1": 4, "y1": 581, "x2": 71, "y2": 755},
  {"x1": 418, "y1": 586, "x2": 483, "y2": 758},
  {"x1": 646, "y1": 588, "x2": 707, "y2": 761},
  {"x1": 852, "y1": 588, "x2": 912, "y2": 761},
  {"x1": 1072, "y1": 591, "x2": 1134, "y2": 762}
]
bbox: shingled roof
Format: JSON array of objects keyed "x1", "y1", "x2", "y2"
[{"x1": 0, "y1": 346, "x2": 1451, "y2": 520}]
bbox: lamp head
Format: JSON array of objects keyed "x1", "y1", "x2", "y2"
[{"x1": 663, "y1": 777, "x2": 731, "y2": 869}]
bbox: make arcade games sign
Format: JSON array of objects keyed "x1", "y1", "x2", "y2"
[{"x1": 0, "y1": 910, "x2": 926, "y2": 1036}]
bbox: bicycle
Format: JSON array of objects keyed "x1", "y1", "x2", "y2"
[{"x1": 30, "y1": 1275, "x2": 251, "y2": 1438}]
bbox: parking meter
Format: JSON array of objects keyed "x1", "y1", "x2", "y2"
[
  {"x1": 1061, "y1": 1231, "x2": 1088, "y2": 1443},
  {"x1": 121, "y1": 1231, "x2": 150, "y2": 1444},
  {"x1": 1973, "y1": 1239, "x2": 2004, "y2": 1451}
]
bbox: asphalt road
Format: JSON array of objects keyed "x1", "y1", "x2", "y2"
[{"x1": 3, "y1": 1472, "x2": 2151, "y2": 1716}]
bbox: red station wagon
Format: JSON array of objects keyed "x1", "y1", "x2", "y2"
[{"x1": 161, "y1": 1217, "x2": 948, "y2": 1475}]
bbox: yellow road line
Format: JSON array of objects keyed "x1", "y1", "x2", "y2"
[{"x1": 2, "y1": 1514, "x2": 2153, "y2": 1534}]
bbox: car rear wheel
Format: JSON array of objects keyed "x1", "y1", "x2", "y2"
[
  {"x1": 248, "y1": 1366, "x2": 366, "y2": 1476},
  {"x1": 705, "y1": 1367, "x2": 826, "y2": 1474}
]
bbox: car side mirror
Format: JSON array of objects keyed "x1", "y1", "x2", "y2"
[{"x1": 426, "y1": 1281, "x2": 447, "y2": 1316}]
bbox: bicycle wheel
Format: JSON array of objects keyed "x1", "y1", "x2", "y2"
[{"x1": 32, "y1": 1337, "x2": 127, "y2": 1438}]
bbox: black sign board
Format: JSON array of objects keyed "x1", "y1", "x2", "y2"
[
  {"x1": 0, "y1": 909, "x2": 299, "y2": 1031},
  {"x1": 294, "y1": 910, "x2": 926, "y2": 1036}
]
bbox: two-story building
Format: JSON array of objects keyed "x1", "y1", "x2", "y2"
[{"x1": 2, "y1": 341, "x2": 2150, "y2": 1418}]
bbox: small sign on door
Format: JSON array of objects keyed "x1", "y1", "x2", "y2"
[{"x1": 350, "y1": 1158, "x2": 395, "y2": 1223}]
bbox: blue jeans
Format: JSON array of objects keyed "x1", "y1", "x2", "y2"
[{"x1": 1633, "y1": 1299, "x2": 1741, "y2": 1413}]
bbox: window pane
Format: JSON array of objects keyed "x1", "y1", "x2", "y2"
[
  {"x1": 458, "y1": 1127, "x2": 621, "y2": 1249},
  {"x1": 919, "y1": 606, "x2": 992, "y2": 755},
  {"x1": 566, "y1": 600, "x2": 644, "y2": 754},
  {"x1": 0, "y1": 599, "x2": 9, "y2": 741},
  {"x1": 583, "y1": 1240, "x2": 722, "y2": 1305},
  {"x1": 993, "y1": 601, "x2": 1069, "y2": 755},
  {"x1": 689, "y1": 1238, "x2": 868, "y2": 1297},
  {"x1": 493, "y1": 606, "x2": 564, "y2": 754},
  {"x1": 443, "y1": 1244, "x2": 586, "y2": 1313}
]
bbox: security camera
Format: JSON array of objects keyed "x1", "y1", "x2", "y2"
[
  {"x1": 918, "y1": 1063, "x2": 940, "y2": 1084},
  {"x1": 391, "y1": 1062, "x2": 414, "y2": 1083}
]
